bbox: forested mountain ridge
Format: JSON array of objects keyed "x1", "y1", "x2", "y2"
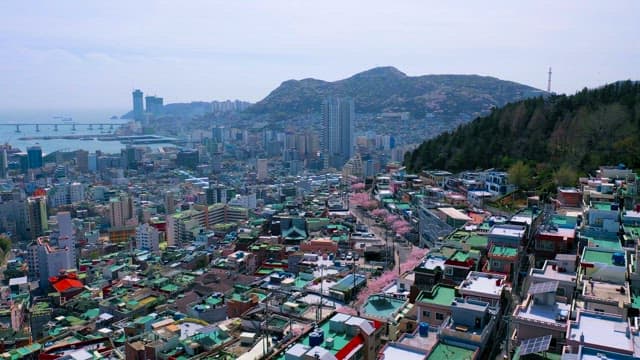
[{"x1": 404, "y1": 81, "x2": 640, "y2": 176}]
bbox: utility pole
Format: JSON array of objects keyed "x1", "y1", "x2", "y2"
[{"x1": 547, "y1": 67, "x2": 552, "y2": 93}]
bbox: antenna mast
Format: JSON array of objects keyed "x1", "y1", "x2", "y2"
[{"x1": 547, "y1": 67, "x2": 552, "y2": 93}]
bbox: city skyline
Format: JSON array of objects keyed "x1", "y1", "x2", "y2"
[{"x1": 1, "y1": 1, "x2": 639, "y2": 109}]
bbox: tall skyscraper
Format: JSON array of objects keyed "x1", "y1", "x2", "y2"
[
  {"x1": 256, "y1": 159, "x2": 268, "y2": 181},
  {"x1": 322, "y1": 98, "x2": 354, "y2": 169},
  {"x1": 0, "y1": 149, "x2": 7, "y2": 179},
  {"x1": 27, "y1": 196, "x2": 48, "y2": 238},
  {"x1": 132, "y1": 89, "x2": 144, "y2": 121},
  {"x1": 109, "y1": 195, "x2": 135, "y2": 228},
  {"x1": 76, "y1": 150, "x2": 89, "y2": 173},
  {"x1": 27, "y1": 145, "x2": 43, "y2": 169},
  {"x1": 145, "y1": 96, "x2": 164, "y2": 116}
]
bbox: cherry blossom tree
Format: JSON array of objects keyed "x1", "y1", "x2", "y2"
[
  {"x1": 371, "y1": 209, "x2": 389, "y2": 218},
  {"x1": 399, "y1": 247, "x2": 429, "y2": 274},
  {"x1": 349, "y1": 193, "x2": 370, "y2": 207},
  {"x1": 351, "y1": 182, "x2": 365, "y2": 192},
  {"x1": 355, "y1": 271, "x2": 398, "y2": 306}
]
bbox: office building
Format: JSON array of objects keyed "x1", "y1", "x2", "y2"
[
  {"x1": 132, "y1": 89, "x2": 144, "y2": 121},
  {"x1": 29, "y1": 236, "x2": 75, "y2": 290},
  {"x1": 176, "y1": 150, "x2": 199, "y2": 170},
  {"x1": 0, "y1": 149, "x2": 7, "y2": 178},
  {"x1": 145, "y1": 96, "x2": 163, "y2": 116},
  {"x1": 322, "y1": 97, "x2": 354, "y2": 169},
  {"x1": 75, "y1": 150, "x2": 88, "y2": 173},
  {"x1": 27, "y1": 146, "x2": 43, "y2": 169}
]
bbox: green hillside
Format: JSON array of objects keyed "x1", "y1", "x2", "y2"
[{"x1": 405, "y1": 81, "x2": 640, "y2": 179}]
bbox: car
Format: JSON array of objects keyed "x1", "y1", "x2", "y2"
[
  {"x1": 340, "y1": 253, "x2": 346, "y2": 260},
  {"x1": 354, "y1": 253, "x2": 360, "y2": 261},
  {"x1": 346, "y1": 253, "x2": 353, "y2": 261}
]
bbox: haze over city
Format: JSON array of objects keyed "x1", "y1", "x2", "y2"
[{"x1": 1, "y1": 0, "x2": 639, "y2": 109}]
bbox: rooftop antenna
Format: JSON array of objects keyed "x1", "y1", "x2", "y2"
[{"x1": 547, "y1": 67, "x2": 552, "y2": 93}]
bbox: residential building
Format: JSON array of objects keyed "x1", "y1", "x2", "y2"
[
  {"x1": 322, "y1": 97, "x2": 354, "y2": 169},
  {"x1": 136, "y1": 223, "x2": 160, "y2": 253}
]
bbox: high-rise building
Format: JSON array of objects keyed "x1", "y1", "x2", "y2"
[
  {"x1": 256, "y1": 159, "x2": 268, "y2": 181},
  {"x1": 109, "y1": 195, "x2": 136, "y2": 228},
  {"x1": 76, "y1": 150, "x2": 88, "y2": 173},
  {"x1": 0, "y1": 149, "x2": 7, "y2": 179},
  {"x1": 165, "y1": 191, "x2": 176, "y2": 215},
  {"x1": 132, "y1": 89, "x2": 144, "y2": 121},
  {"x1": 29, "y1": 236, "x2": 74, "y2": 290},
  {"x1": 212, "y1": 126, "x2": 225, "y2": 143},
  {"x1": 56, "y1": 211, "x2": 73, "y2": 239},
  {"x1": 322, "y1": 98, "x2": 354, "y2": 169},
  {"x1": 27, "y1": 196, "x2": 48, "y2": 239},
  {"x1": 176, "y1": 150, "x2": 199, "y2": 170},
  {"x1": 27, "y1": 146, "x2": 43, "y2": 169},
  {"x1": 145, "y1": 96, "x2": 163, "y2": 116}
]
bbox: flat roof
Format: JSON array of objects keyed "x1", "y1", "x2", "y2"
[
  {"x1": 490, "y1": 245, "x2": 518, "y2": 258},
  {"x1": 582, "y1": 248, "x2": 621, "y2": 266},
  {"x1": 362, "y1": 295, "x2": 407, "y2": 319},
  {"x1": 489, "y1": 224, "x2": 526, "y2": 238},
  {"x1": 427, "y1": 342, "x2": 476, "y2": 360},
  {"x1": 515, "y1": 298, "x2": 570, "y2": 325},
  {"x1": 438, "y1": 207, "x2": 472, "y2": 221},
  {"x1": 381, "y1": 344, "x2": 427, "y2": 360},
  {"x1": 417, "y1": 285, "x2": 456, "y2": 307},
  {"x1": 568, "y1": 312, "x2": 636, "y2": 354},
  {"x1": 460, "y1": 272, "x2": 506, "y2": 298}
]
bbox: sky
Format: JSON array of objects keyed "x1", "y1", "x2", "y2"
[{"x1": 0, "y1": 1, "x2": 638, "y2": 110}]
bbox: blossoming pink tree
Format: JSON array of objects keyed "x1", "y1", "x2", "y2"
[
  {"x1": 371, "y1": 208, "x2": 389, "y2": 218},
  {"x1": 351, "y1": 182, "x2": 365, "y2": 192}
]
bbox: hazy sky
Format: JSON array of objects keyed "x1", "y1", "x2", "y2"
[{"x1": 1, "y1": 1, "x2": 638, "y2": 110}]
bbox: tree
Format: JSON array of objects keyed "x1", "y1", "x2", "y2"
[
  {"x1": 508, "y1": 161, "x2": 532, "y2": 190},
  {"x1": 554, "y1": 164, "x2": 578, "y2": 187}
]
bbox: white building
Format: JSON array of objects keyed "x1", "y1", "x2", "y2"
[
  {"x1": 135, "y1": 223, "x2": 160, "y2": 253},
  {"x1": 256, "y1": 159, "x2": 268, "y2": 181}
]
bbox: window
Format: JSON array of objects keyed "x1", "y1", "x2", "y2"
[
  {"x1": 445, "y1": 267, "x2": 454, "y2": 276},
  {"x1": 436, "y1": 313, "x2": 444, "y2": 321},
  {"x1": 556, "y1": 288, "x2": 566, "y2": 297},
  {"x1": 422, "y1": 310, "x2": 430, "y2": 318}
]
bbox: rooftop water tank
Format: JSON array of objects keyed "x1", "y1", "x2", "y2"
[
  {"x1": 309, "y1": 331, "x2": 323, "y2": 347},
  {"x1": 419, "y1": 322, "x2": 429, "y2": 337},
  {"x1": 612, "y1": 252, "x2": 625, "y2": 266}
]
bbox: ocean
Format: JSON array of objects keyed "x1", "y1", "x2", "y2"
[{"x1": 0, "y1": 108, "x2": 147, "y2": 154}]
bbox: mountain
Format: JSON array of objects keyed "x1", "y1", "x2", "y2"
[
  {"x1": 247, "y1": 66, "x2": 544, "y2": 119},
  {"x1": 404, "y1": 81, "x2": 640, "y2": 176}
]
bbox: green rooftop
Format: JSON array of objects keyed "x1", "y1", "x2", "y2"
[
  {"x1": 362, "y1": 295, "x2": 406, "y2": 319},
  {"x1": 582, "y1": 248, "x2": 620, "y2": 265},
  {"x1": 490, "y1": 246, "x2": 518, "y2": 258},
  {"x1": 450, "y1": 251, "x2": 472, "y2": 262},
  {"x1": 275, "y1": 318, "x2": 354, "y2": 360},
  {"x1": 592, "y1": 201, "x2": 615, "y2": 211},
  {"x1": 416, "y1": 285, "x2": 456, "y2": 307},
  {"x1": 428, "y1": 342, "x2": 476, "y2": 360}
]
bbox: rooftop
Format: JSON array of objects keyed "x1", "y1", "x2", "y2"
[
  {"x1": 427, "y1": 342, "x2": 476, "y2": 360},
  {"x1": 514, "y1": 296, "x2": 571, "y2": 326},
  {"x1": 381, "y1": 343, "x2": 427, "y2": 360},
  {"x1": 582, "y1": 248, "x2": 624, "y2": 266},
  {"x1": 362, "y1": 295, "x2": 407, "y2": 320},
  {"x1": 489, "y1": 245, "x2": 518, "y2": 258},
  {"x1": 416, "y1": 285, "x2": 456, "y2": 307},
  {"x1": 568, "y1": 311, "x2": 637, "y2": 355},
  {"x1": 459, "y1": 272, "x2": 507, "y2": 298}
]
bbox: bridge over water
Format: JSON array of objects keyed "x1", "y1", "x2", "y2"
[{"x1": 0, "y1": 123, "x2": 123, "y2": 132}]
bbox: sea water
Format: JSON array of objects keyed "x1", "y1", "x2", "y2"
[{"x1": 0, "y1": 109, "x2": 160, "y2": 154}]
